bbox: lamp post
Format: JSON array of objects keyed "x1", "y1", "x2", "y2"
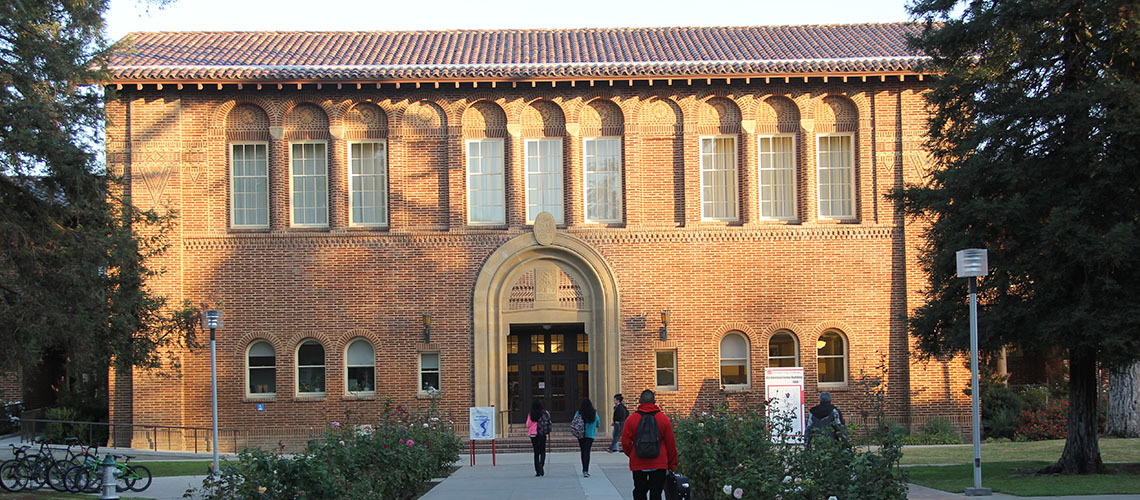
[
  {"x1": 202, "y1": 309, "x2": 223, "y2": 474},
  {"x1": 659, "y1": 310, "x2": 670, "y2": 341},
  {"x1": 956, "y1": 249, "x2": 991, "y2": 497}
]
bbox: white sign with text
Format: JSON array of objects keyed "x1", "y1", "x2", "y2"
[
  {"x1": 765, "y1": 367, "x2": 805, "y2": 442},
  {"x1": 469, "y1": 406, "x2": 496, "y2": 440}
]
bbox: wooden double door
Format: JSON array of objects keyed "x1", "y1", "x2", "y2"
[{"x1": 507, "y1": 323, "x2": 589, "y2": 423}]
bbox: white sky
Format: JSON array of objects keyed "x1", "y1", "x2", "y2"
[{"x1": 106, "y1": 0, "x2": 915, "y2": 41}]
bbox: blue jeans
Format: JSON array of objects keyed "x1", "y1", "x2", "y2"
[{"x1": 609, "y1": 420, "x2": 624, "y2": 451}]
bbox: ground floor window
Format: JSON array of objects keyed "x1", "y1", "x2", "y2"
[
  {"x1": 656, "y1": 350, "x2": 677, "y2": 390},
  {"x1": 420, "y1": 352, "x2": 440, "y2": 394}
]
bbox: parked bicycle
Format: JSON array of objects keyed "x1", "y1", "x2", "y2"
[{"x1": 63, "y1": 453, "x2": 151, "y2": 493}]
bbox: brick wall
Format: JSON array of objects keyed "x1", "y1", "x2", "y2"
[{"x1": 107, "y1": 78, "x2": 973, "y2": 446}]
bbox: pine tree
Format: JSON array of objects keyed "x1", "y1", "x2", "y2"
[{"x1": 898, "y1": 0, "x2": 1140, "y2": 474}]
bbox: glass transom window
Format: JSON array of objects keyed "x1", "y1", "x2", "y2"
[
  {"x1": 759, "y1": 135, "x2": 796, "y2": 220},
  {"x1": 700, "y1": 136, "x2": 739, "y2": 221},
  {"x1": 247, "y1": 341, "x2": 275, "y2": 396},
  {"x1": 583, "y1": 137, "x2": 622, "y2": 223},
  {"x1": 720, "y1": 333, "x2": 749, "y2": 388},
  {"x1": 345, "y1": 339, "x2": 375, "y2": 395},
  {"x1": 817, "y1": 135, "x2": 855, "y2": 220},
  {"x1": 525, "y1": 138, "x2": 564, "y2": 224},
  {"x1": 231, "y1": 143, "x2": 269, "y2": 228},
  {"x1": 467, "y1": 139, "x2": 505, "y2": 225},
  {"x1": 348, "y1": 141, "x2": 388, "y2": 227},
  {"x1": 290, "y1": 142, "x2": 329, "y2": 227}
]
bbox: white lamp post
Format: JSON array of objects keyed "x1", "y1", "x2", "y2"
[
  {"x1": 956, "y1": 249, "x2": 991, "y2": 497},
  {"x1": 202, "y1": 309, "x2": 223, "y2": 474}
]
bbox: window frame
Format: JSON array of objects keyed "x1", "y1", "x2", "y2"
[
  {"x1": 757, "y1": 134, "x2": 798, "y2": 221},
  {"x1": 229, "y1": 141, "x2": 270, "y2": 229},
  {"x1": 699, "y1": 135, "x2": 740, "y2": 221},
  {"x1": 346, "y1": 140, "x2": 389, "y2": 228},
  {"x1": 245, "y1": 340, "x2": 276, "y2": 398},
  {"x1": 523, "y1": 137, "x2": 564, "y2": 224},
  {"x1": 767, "y1": 331, "x2": 800, "y2": 368},
  {"x1": 465, "y1": 138, "x2": 507, "y2": 226},
  {"x1": 815, "y1": 133, "x2": 856, "y2": 221},
  {"x1": 655, "y1": 349, "x2": 678, "y2": 391},
  {"x1": 581, "y1": 136, "x2": 623, "y2": 224},
  {"x1": 719, "y1": 332, "x2": 751, "y2": 390},
  {"x1": 418, "y1": 351, "x2": 441, "y2": 395},
  {"x1": 295, "y1": 339, "x2": 327, "y2": 397},
  {"x1": 344, "y1": 338, "x2": 376, "y2": 396},
  {"x1": 816, "y1": 330, "x2": 849, "y2": 387},
  {"x1": 288, "y1": 140, "x2": 330, "y2": 228}
]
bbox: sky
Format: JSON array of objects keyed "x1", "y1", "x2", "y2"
[{"x1": 106, "y1": 0, "x2": 916, "y2": 40}]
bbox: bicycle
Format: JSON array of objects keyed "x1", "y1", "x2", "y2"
[
  {"x1": 45, "y1": 437, "x2": 97, "y2": 492},
  {"x1": 64, "y1": 453, "x2": 151, "y2": 493},
  {"x1": 0, "y1": 444, "x2": 31, "y2": 492}
]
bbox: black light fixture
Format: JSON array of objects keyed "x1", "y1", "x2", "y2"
[
  {"x1": 660, "y1": 310, "x2": 670, "y2": 341},
  {"x1": 422, "y1": 313, "x2": 432, "y2": 343}
]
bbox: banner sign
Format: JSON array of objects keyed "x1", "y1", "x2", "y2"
[
  {"x1": 765, "y1": 367, "x2": 805, "y2": 442},
  {"x1": 469, "y1": 406, "x2": 495, "y2": 440}
]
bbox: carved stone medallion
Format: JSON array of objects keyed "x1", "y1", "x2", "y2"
[{"x1": 533, "y1": 211, "x2": 556, "y2": 246}]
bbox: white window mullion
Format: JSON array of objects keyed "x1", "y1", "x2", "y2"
[
  {"x1": 583, "y1": 137, "x2": 622, "y2": 223},
  {"x1": 467, "y1": 139, "x2": 505, "y2": 225},
  {"x1": 348, "y1": 141, "x2": 388, "y2": 227},
  {"x1": 817, "y1": 134, "x2": 854, "y2": 220},
  {"x1": 231, "y1": 143, "x2": 269, "y2": 228},
  {"x1": 700, "y1": 136, "x2": 738, "y2": 221},
  {"x1": 290, "y1": 141, "x2": 329, "y2": 227},
  {"x1": 525, "y1": 138, "x2": 563, "y2": 224}
]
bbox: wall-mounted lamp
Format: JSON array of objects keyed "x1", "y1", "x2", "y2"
[
  {"x1": 816, "y1": 339, "x2": 827, "y2": 350},
  {"x1": 422, "y1": 313, "x2": 432, "y2": 343},
  {"x1": 660, "y1": 310, "x2": 671, "y2": 341}
]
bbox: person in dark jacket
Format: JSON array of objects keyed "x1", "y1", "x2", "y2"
[
  {"x1": 805, "y1": 391, "x2": 845, "y2": 447},
  {"x1": 525, "y1": 400, "x2": 549, "y2": 476},
  {"x1": 608, "y1": 393, "x2": 629, "y2": 453},
  {"x1": 620, "y1": 389, "x2": 677, "y2": 500}
]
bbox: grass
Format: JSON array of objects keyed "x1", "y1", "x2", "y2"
[
  {"x1": 898, "y1": 437, "x2": 1140, "y2": 465},
  {"x1": 134, "y1": 460, "x2": 213, "y2": 477},
  {"x1": 906, "y1": 461, "x2": 1140, "y2": 496}
]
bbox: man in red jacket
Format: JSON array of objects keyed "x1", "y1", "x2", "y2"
[{"x1": 620, "y1": 389, "x2": 678, "y2": 500}]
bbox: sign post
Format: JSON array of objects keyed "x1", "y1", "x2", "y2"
[
  {"x1": 765, "y1": 367, "x2": 805, "y2": 442},
  {"x1": 469, "y1": 405, "x2": 496, "y2": 466}
]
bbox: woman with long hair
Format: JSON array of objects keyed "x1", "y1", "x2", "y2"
[
  {"x1": 573, "y1": 398, "x2": 600, "y2": 477},
  {"x1": 525, "y1": 399, "x2": 549, "y2": 476}
]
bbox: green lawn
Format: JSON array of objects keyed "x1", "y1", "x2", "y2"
[
  {"x1": 134, "y1": 460, "x2": 214, "y2": 477},
  {"x1": 898, "y1": 437, "x2": 1140, "y2": 465},
  {"x1": 906, "y1": 461, "x2": 1140, "y2": 496}
]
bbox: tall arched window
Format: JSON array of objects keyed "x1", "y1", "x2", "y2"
[
  {"x1": 247, "y1": 341, "x2": 276, "y2": 396},
  {"x1": 768, "y1": 332, "x2": 799, "y2": 367},
  {"x1": 296, "y1": 340, "x2": 326, "y2": 395},
  {"x1": 720, "y1": 332, "x2": 750, "y2": 388},
  {"x1": 345, "y1": 339, "x2": 375, "y2": 395},
  {"x1": 817, "y1": 331, "x2": 847, "y2": 385}
]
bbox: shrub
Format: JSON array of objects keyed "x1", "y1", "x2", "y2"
[
  {"x1": 192, "y1": 400, "x2": 461, "y2": 499},
  {"x1": 980, "y1": 384, "x2": 1024, "y2": 439},
  {"x1": 40, "y1": 407, "x2": 89, "y2": 444},
  {"x1": 901, "y1": 418, "x2": 963, "y2": 445}
]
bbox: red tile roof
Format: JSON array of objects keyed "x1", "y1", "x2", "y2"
[{"x1": 107, "y1": 24, "x2": 928, "y2": 82}]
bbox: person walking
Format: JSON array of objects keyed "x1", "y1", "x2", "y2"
[
  {"x1": 572, "y1": 398, "x2": 600, "y2": 477},
  {"x1": 608, "y1": 393, "x2": 629, "y2": 453},
  {"x1": 621, "y1": 389, "x2": 677, "y2": 500},
  {"x1": 805, "y1": 391, "x2": 845, "y2": 448},
  {"x1": 526, "y1": 400, "x2": 550, "y2": 476}
]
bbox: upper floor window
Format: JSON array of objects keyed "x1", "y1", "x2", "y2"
[
  {"x1": 290, "y1": 142, "x2": 328, "y2": 227},
  {"x1": 246, "y1": 341, "x2": 276, "y2": 397},
  {"x1": 758, "y1": 135, "x2": 797, "y2": 220},
  {"x1": 720, "y1": 332, "x2": 750, "y2": 388},
  {"x1": 467, "y1": 139, "x2": 506, "y2": 225},
  {"x1": 348, "y1": 141, "x2": 388, "y2": 227},
  {"x1": 230, "y1": 143, "x2": 269, "y2": 228},
  {"x1": 817, "y1": 134, "x2": 855, "y2": 220},
  {"x1": 817, "y1": 330, "x2": 847, "y2": 385},
  {"x1": 296, "y1": 340, "x2": 326, "y2": 395},
  {"x1": 582, "y1": 137, "x2": 622, "y2": 223},
  {"x1": 700, "y1": 136, "x2": 738, "y2": 221},
  {"x1": 525, "y1": 138, "x2": 563, "y2": 224},
  {"x1": 768, "y1": 331, "x2": 799, "y2": 367},
  {"x1": 345, "y1": 339, "x2": 376, "y2": 395}
]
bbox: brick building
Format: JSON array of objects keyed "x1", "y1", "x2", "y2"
[{"x1": 104, "y1": 24, "x2": 971, "y2": 447}]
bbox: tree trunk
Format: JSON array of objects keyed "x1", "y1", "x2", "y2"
[
  {"x1": 1107, "y1": 361, "x2": 1140, "y2": 438},
  {"x1": 1041, "y1": 348, "x2": 1105, "y2": 474}
]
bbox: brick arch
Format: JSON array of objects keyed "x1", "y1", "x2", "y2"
[
  {"x1": 633, "y1": 96, "x2": 682, "y2": 135},
  {"x1": 520, "y1": 99, "x2": 566, "y2": 137},
  {"x1": 814, "y1": 95, "x2": 858, "y2": 134},
  {"x1": 283, "y1": 102, "x2": 331, "y2": 141},
  {"x1": 696, "y1": 96, "x2": 742, "y2": 135},
  {"x1": 231, "y1": 333, "x2": 282, "y2": 368},
  {"x1": 344, "y1": 102, "x2": 389, "y2": 140},
  {"x1": 810, "y1": 321, "x2": 856, "y2": 340},
  {"x1": 397, "y1": 100, "x2": 447, "y2": 137},
  {"x1": 461, "y1": 100, "x2": 508, "y2": 138},
  {"x1": 580, "y1": 98, "x2": 624, "y2": 137},
  {"x1": 761, "y1": 321, "x2": 802, "y2": 341},
  {"x1": 212, "y1": 99, "x2": 276, "y2": 138},
  {"x1": 334, "y1": 329, "x2": 384, "y2": 353},
  {"x1": 223, "y1": 103, "x2": 270, "y2": 142},
  {"x1": 757, "y1": 96, "x2": 801, "y2": 135}
]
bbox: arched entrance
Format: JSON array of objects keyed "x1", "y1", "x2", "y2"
[{"x1": 473, "y1": 221, "x2": 620, "y2": 435}]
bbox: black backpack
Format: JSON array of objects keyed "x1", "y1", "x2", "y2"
[
  {"x1": 805, "y1": 408, "x2": 843, "y2": 446},
  {"x1": 634, "y1": 410, "x2": 661, "y2": 458}
]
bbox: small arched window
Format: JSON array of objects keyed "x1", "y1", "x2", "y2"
[
  {"x1": 345, "y1": 339, "x2": 375, "y2": 395},
  {"x1": 247, "y1": 341, "x2": 276, "y2": 396},
  {"x1": 720, "y1": 332, "x2": 750, "y2": 388},
  {"x1": 768, "y1": 332, "x2": 799, "y2": 368},
  {"x1": 817, "y1": 331, "x2": 847, "y2": 385},
  {"x1": 297, "y1": 340, "x2": 326, "y2": 395}
]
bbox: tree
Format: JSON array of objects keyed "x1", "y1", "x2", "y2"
[
  {"x1": 1107, "y1": 361, "x2": 1140, "y2": 437},
  {"x1": 898, "y1": 0, "x2": 1140, "y2": 474},
  {"x1": 1, "y1": 0, "x2": 196, "y2": 406}
]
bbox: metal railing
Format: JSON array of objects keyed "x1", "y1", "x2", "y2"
[{"x1": 18, "y1": 418, "x2": 256, "y2": 454}]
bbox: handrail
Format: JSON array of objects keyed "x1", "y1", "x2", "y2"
[{"x1": 18, "y1": 418, "x2": 249, "y2": 454}]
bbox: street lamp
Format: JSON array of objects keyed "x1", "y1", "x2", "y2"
[
  {"x1": 659, "y1": 311, "x2": 670, "y2": 341},
  {"x1": 202, "y1": 309, "x2": 223, "y2": 474},
  {"x1": 956, "y1": 249, "x2": 991, "y2": 497},
  {"x1": 422, "y1": 314, "x2": 432, "y2": 344}
]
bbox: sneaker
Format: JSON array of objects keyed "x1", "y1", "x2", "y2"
[{"x1": 584, "y1": 472, "x2": 590, "y2": 477}]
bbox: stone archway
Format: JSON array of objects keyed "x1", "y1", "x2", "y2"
[{"x1": 473, "y1": 218, "x2": 620, "y2": 435}]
